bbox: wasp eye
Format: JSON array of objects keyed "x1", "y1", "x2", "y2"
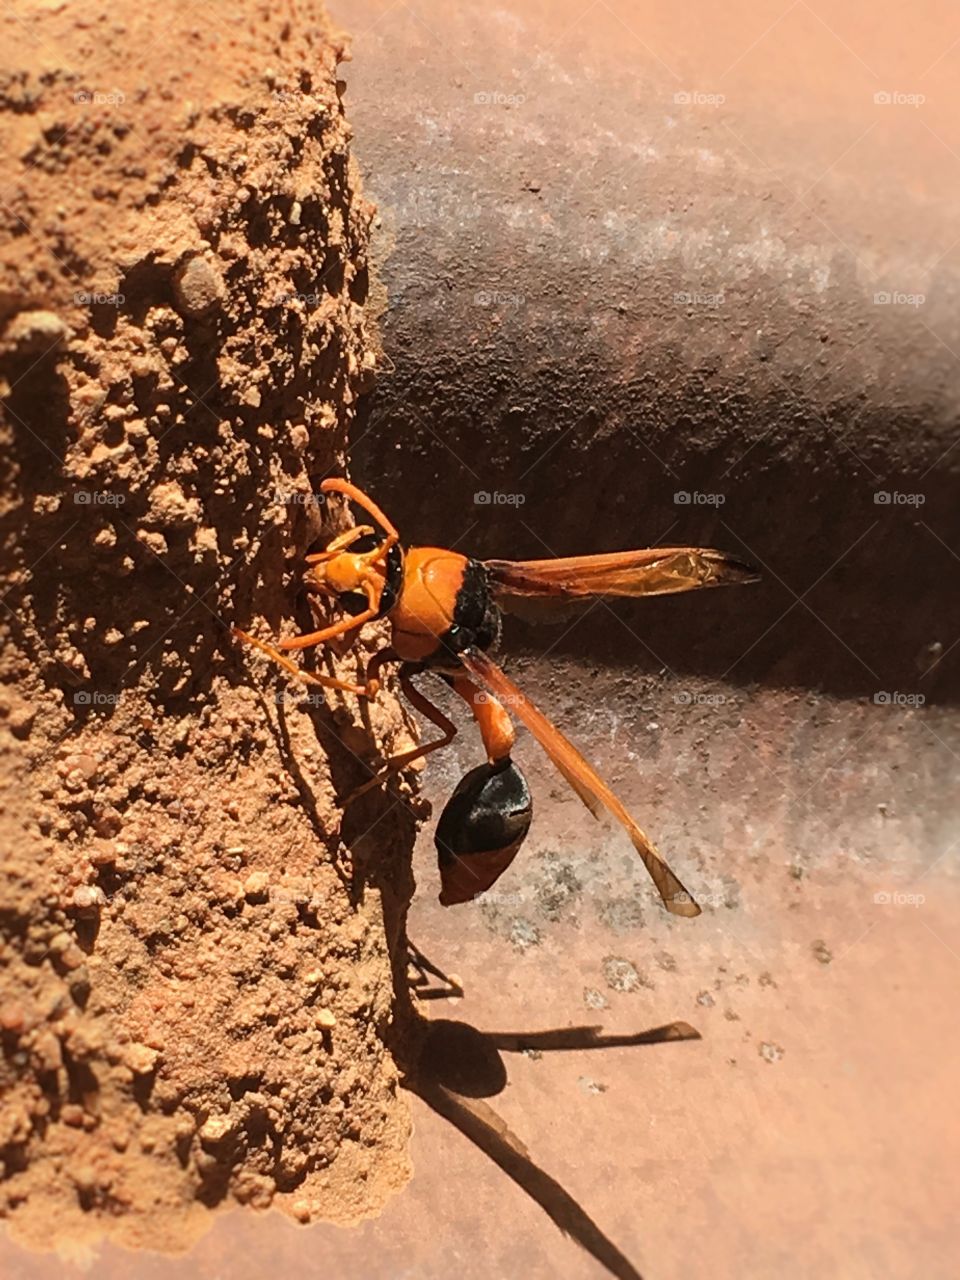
[{"x1": 339, "y1": 590, "x2": 370, "y2": 617}]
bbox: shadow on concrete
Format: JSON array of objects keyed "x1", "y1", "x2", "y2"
[
  {"x1": 407, "y1": 1013, "x2": 701, "y2": 1280},
  {"x1": 407, "y1": 941, "x2": 465, "y2": 1000}
]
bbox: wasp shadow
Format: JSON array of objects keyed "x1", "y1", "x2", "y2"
[
  {"x1": 406, "y1": 1013, "x2": 701, "y2": 1280},
  {"x1": 406, "y1": 940, "x2": 465, "y2": 1000}
]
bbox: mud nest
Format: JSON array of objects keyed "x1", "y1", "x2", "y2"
[{"x1": 0, "y1": 0, "x2": 416, "y2": 1252}]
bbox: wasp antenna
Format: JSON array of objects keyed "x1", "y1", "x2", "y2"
[{"x1": 320, "y1": 478, "x2": 399, "y2": 542}]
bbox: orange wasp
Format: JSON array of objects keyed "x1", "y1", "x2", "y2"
[{"x1": 234, "y1": 479, "x2": 758, "y2": 917}]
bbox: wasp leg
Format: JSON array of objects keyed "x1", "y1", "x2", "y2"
[
  {"x1": 343, "y1": 667, "x2": 459, "y2": 805},
  {"x1": 232, "y1": 627, "x2": 366, "y2": 695},
  {"x1": 344, "y1": 665, "x2": 518, "y2": 805},
  {"x1": 363, "y1": 646, "x2": 397, "y2": 699},
  {"x1": 277, "y1": 604, "x2": 378, "y2": 652}
]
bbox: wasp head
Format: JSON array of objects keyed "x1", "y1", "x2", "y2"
[{"x1": 305, "y1": 525, "x2": 396, "y2": 617}]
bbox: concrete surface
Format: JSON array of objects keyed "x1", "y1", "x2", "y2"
[
  {"x1": 344, "y1": 2, "x2": 960, "y2": 1274},
  {"x1": 341, "y1": 0, "x2": 960, "y2": 701}
]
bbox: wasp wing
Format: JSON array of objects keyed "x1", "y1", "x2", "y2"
[
  {"x1": 458, "y1": 646, "x2": 701, "y2": 917},
  {"x1": 484, "y1": 548, "x2": 759, "y2": 602}
]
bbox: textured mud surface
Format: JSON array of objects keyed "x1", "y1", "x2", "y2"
[{"x1": 0, "y1": 0, "x2": 414, "y2": 1254}]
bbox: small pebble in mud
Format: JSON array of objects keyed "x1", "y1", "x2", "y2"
[
  {"x1": 33, "y1": 1031, "x2": 62, "y2": 1073},
  {"x1": 759, "y1": 1041, "x2": 785, "y2": 1064},
  {"x1": 243, "y1": 871, "x2": 270, "y2": 902},
  {"x1": 92, "y1": 526, "x2": 117, "y2": 552},
  {"x1": 71, "y1": 1164, "x2": 99, "y2": 1194},
  {"x1": 2, "y1": 309, "x2": 68, "y2": 355},
  {"x1": 123, "y1": 1043, "x2": 160, "y2": 1076},
  {"x1": 109, "y1": 1126, "x2": 130, "y2": 1152},
  {"x1": 583, "y1": 987, "x2": 609, "y2": 1011},
  {"x1": 199, "y1": 1114, "x2": 234, "y2": 1146},
  {"x1": 812, "y1": 940, "x2": 833, "y2": 965},
  {"x1": 60, "y1": 945, "x2": 86, "y2": 971},
  {"x1": 71, "y1": 884, "x2": 106, "y2": 913},
  {"x1": 7, "y1": 701, "x2": 37, "y2": 739},
  {"x1": 137, "y1": 529, "x2": 168, "y2": 557},
  {"x1": 696, "y1": 990, "x2": 715, "y2": 1007},
  {"x1": 147, "y1": 479, "x2": 200, "y2": 528},
  {"x1": 61, "y1": 1104, "x2": 86, "y2": 1127},
  {"x1": 0, "y1": 1002, "x2": 26, "y2": 1033},
  {"x1": 315, "y1": 1008, "x2": 337, "y2": 1030},
  {"x1": 172, "y1": 255, "x2": 224, "y2": 317}
]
